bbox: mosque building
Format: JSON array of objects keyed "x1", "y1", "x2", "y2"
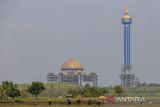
[{"x1": 47, "y1": 58, "x2": 98, "y2": 87}]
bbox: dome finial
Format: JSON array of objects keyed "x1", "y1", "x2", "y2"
[
  {"x1": 122, "y1": 4, "x2": 132, "y2": 19},
  {"x1": 125, "y1": 4, "x2": 129, "y2": 15}
]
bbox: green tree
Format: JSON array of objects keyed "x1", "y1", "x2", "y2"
[
  {"x1": 96, "y1": 87, "x2": 109, "y2": 96},
  {"x1": 0, "y1": 85, "x2": 2, "y2": 99},
  {"x1": 82, "y1": 84, "x2": 92, "y2": 97},
  {"x1": 67, "y1": 88, "x2": 77, "y2": 97},
  {"x1": 5, "y1": 87, "x2": 20, "y2": 100},
  {"x1": 80, "y1": 84, "x2": 108, "y2": 97},
  {"x1": 1, "y1": 81, "x2": 20, "y2": 100},
  {"x1": 1, "y1": 81, "x2": 10, "y2": 99},
  {"x1": 113, "y1": 85, "x2": 124, "y2": 96},
  {"x1": 27, "y1": 82, "x2": 45, "y2": 99}
]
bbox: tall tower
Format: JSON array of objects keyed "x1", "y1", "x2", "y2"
[{"x1": 120, "y1": 5, "x2": 136, "y2": 88}]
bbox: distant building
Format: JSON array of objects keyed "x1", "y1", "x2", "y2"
[{"x1": 47, "y1": 58, "x2": 98, "y2": 87}]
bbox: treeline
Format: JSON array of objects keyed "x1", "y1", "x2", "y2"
[
  {"x1": 67, "y1": 84, "x2": 109, "y2": 97},
  {"x1": 1, "y1": 80, "x2": 160, "y2": 101},
  {"x1": 0, "y1": 81, "x2": 124, "y2": 100}
]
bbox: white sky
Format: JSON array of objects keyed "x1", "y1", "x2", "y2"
[{"x1": 0, "y1": 0, "x2": 160, "y2": 86}]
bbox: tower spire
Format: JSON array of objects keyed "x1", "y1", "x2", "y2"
[
  {"x1": 123, "y1": 4, "x2": 132, "y2": 19},
  {"x1": 125, "y1": 4, "x2": 129, "y2": 15}
]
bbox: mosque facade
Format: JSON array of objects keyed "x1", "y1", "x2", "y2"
[{"x1": 47, "y1": 59, "x2": 98, "y2": 87}]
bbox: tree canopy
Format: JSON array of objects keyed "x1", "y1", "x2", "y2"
[
  {"x1": 113, "y1": 85, "x2": 124, "y2": 96},
  {"x1": 67, "y1": 84, "x2": 109, "y2": 97},
  {"x1": 1, "y1": 81, "x2": 20, "y2": 99},
  {"x1": 27, "y1": 82, "x2": 45, "y2": 99}
]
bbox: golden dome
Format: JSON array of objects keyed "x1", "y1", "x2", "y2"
[
  {"x1": 61, "y1": 58, "x2": 83, "y2": 71},
  {"x1": 123, "y1": 15, "x2": 132, "y2": 19},
  {"x1": 122, "y1": 4, "x2": 132, "y2": 19}
]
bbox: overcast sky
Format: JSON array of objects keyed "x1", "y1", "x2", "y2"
[{"x1": 0, "y1": 0, "x2": 160, "y2": 86}]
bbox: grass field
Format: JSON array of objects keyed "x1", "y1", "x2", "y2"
[{"x1": 0, "y1": 104, "x2": 160, "y2": 107}]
